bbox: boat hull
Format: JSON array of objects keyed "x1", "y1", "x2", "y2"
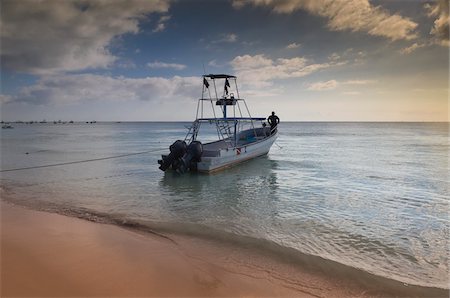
[{"x1": 197, "y1": 132, "x2": 278, "y2": 173}]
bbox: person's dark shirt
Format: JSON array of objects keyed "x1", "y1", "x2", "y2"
[{"x1": 268, "y1": 114, "x2": 280, "y2": 127}]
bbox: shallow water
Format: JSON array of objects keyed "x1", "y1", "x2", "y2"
[{"x1": 1, "y1": 122, "x2": 449, "y2": 288}]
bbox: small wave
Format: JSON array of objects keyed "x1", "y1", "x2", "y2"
[{"x1": 367, "y1": 175, "x2": 396, "y2": 181}]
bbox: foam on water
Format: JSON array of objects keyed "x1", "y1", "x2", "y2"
[{"x1": 1, "y1": 122, "x2": 449, "y2": 289}]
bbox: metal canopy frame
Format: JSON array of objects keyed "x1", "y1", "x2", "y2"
[
  {"x1": 186, "y1": 74, "x2": 262, "y2": 146},
  {"x1": 203, "y1": 74, "x2": 236, "y2": 79}
]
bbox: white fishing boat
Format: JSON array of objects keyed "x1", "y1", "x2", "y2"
[{"x1": 158, "y1": 74, "x2": 278, "y2": 173}]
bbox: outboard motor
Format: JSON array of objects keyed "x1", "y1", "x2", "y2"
[
  {"x1": 158, "y1": 140, "x2": 187, "y2": 171},
  {"x1": 177, "y1": 141, "x2": 203, "y2": 174}
]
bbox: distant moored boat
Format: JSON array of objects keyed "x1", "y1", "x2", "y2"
[{"x1": 2, "y1": 123, "x2": 13, "y2": 129}]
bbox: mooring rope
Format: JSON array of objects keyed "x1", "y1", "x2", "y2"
[
  {"x1": 0, "y1": 148, "x2": 167, "y2": 173},
  {"x1": 274, "y1": 142, "x2": 283, "y2": 149}
]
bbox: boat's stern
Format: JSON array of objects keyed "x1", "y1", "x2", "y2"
[{"x1": 158, "y1": 140, "x2": 203, "y2": 173}]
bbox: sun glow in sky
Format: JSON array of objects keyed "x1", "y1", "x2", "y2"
[{"x1": 1, "y1": 0, "x2": 448, "y2": 121}]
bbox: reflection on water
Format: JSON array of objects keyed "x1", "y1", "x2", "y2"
[
  {"x1": 160, "y1": 156, "x2": 278, "y2": 196},
  {"x1": 159, "y1": 156, "x2": 280, "y2": 227}
]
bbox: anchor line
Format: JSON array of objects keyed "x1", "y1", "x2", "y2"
[
  {"x1": 0, "y1": 148, "x2": 167, "y2": 173},
  {"x1": 274, "y1": 142, "x2": 283, "y2": 149}
]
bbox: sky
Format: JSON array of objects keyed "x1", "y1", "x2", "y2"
[{"x1": 0, "y1": 0, "x2": 449, "y2": 122}]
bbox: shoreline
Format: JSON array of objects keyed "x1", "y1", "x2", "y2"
[
  {"x1": 1, "y1": 199, "x2": 448, "y2": 297},
  {"x1": 1, "y1": 200, "x2": 301, "y2": 297}
]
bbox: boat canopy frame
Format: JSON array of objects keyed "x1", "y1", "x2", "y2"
[
  {"x1": 185, "y1": 74, "x2": 265, "y2": 146},
  {"x1": 203, "y1": 74, "x2": 236, "y2": 79}
]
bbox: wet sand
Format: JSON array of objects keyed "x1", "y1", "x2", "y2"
[{"x1": 1, "y1": 200, "x2": 448, "y2": 297}]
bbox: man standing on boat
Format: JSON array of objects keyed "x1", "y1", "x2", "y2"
[{"x1": 267, "y1": 111, "x2": 280, "y2": 134}]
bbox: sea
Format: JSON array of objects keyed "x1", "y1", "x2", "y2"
[{"x1": 1, "y1": 122, "x2": 448, "y2": 289}]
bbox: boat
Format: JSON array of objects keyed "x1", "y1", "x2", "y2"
[
  {"x1": 2, "y1": 123, "x2": 13, "y2": 129},
  {"x1": 158, "y1": 74, "x2": 278, "y2": 174}
]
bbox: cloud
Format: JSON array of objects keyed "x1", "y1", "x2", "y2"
[
  {"x1": 213, "y1": 33, "x2": 238, "y2": 43},
  {"x1": 153, "y1": 15, "x2": 171, "y2": 33},
  {"x1": 286, "y1": 42, "x2": 301, "y2": 49},
  {"x1": 232, "y1": 54, "x2": 273, "y2": 70},
  {"x1": 424, "y1": 0, "x2": 449, "y2": 47},
  {"x1": 1, "y1": 0, "x2": 170, "y2": 74},
  {"x1": 307, "y1": 78, "x2": 375, "y2": 91},
  {"x1": 399, "y1": 43, "x2": 426, "y2": 54},
  {"x1": 0, "y1": 95, "x2": 13, "y2": 104},
  {"x1": 328, "y1": 53, "x2": 341, "y2": 61},
  {"x1": 232, "y1": 0, "x2": 418, "y2": 40},
  {"x1": 208, "y1": 59, "x2": 223, "y2": 68},
  {"x1": 147, "y1": 61, "x2": 187, "y2": 70},
  {"x1": 342, "y1": 79, "x2": 375, "y2": 85},
  {"x1": 307, "y1": 80, "x2": 338, "y2": 91},
  {"x1": 230, "y1": 54, "x2": 344, "y2": 87},
  {"x1": 5, "y1": 74, "x2": 199, "y2": 105}
]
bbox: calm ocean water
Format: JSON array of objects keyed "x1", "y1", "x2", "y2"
[{"x1": 1, "y1": 122, "x2": 449, "y2": 288}]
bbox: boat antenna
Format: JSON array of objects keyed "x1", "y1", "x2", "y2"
[{"x1": 202, "y1": 61, "x2": 206, "y2": 75}]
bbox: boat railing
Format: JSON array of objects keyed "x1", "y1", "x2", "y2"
[
  {"x1": 216, "y1": 120, "x2": 234, "y2": 146},
  {"x1": 184, "y1": 119, "x2": 201, "y2": 143}
]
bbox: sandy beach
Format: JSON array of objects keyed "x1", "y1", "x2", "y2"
[{"x1": 1, "y1": 200, "x2": 448, "y2": 297}]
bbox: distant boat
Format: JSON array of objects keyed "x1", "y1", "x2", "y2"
[
  {"x1": 158, "y1": 74, "x2": 278, "y2": 174},
  {"x1": 2, "y1": 123, "x2": 13, "y2": 129}
]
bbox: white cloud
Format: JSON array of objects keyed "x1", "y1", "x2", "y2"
[
  {"x1": 307, "y1": 80, "x2": 338, "y2": 91},
  {"x1": 230, "y1": 54, "x2": 344, "y2": 87},
  {"x1": 424, "y1": 0, "x2": 449, "y2": 47},
  {"x1": 231, "y1": 54, "x2": 274, "y2": 70},
  {"x1": 399, "y1": 43, "x2": 426, "y2": 55},
  {"x1": 307, "y1": 78, "x2": 375, "y2": 91},
  {"x1": 223, "y1": 33, "x2": 238, "y2": 42},
  {"x1": 328, "y1": 53, "x2": 341, "y2": 61},
  {"x1": 1, "y1": 0, "x2": 170, "y2": 74},
  {"x1": 286, "y1": 42, "x2": 301, "y2": 49},
  {"x1": 342, "y1": 79, "x2": 375, "y2": 85},
  {"x1": 213, "y1": 33, "x2": 238, "y2": 43},
  {"x1": 147, "y1": 61, "x2": 187, "y2": 70},
  {"x1": 153, "y1": 15, "x2": 171, "y2": 33},
  {"x1": 233, "y1": 0, "x2": 418, "y2": 40},
  {"x1": 5, "y1": 74, "x2": 200, "y2": 105},
  {"x1": 208, "y1": 60, "x2": 222, "y2": 67}
]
